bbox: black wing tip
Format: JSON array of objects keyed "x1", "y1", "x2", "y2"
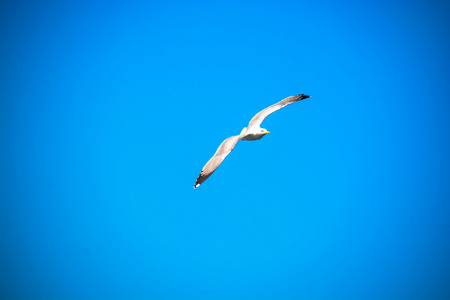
[
  {"x1": 194, "y1": 172, "x2": 204, "y2": 189},
  {"x1": 297, "y1": 93, "x2": 311, "y2": 100},
  {"x1": 194, "y1": 178, "x2": 201, "y2": 189}
]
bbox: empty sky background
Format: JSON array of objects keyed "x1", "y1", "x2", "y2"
[{"x1": 1, "y1": 0, "x2": 450, "y2": 299}]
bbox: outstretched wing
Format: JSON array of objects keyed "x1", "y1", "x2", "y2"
[
  {"x1": 247, "y1": 94, "x2": 310, "y2": 130},
  {"x1": 194, "y1": 135, "x2": 242, "y2": 188}
]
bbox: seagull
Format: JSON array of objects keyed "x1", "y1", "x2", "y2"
[{"x1": 194, "y1": 93, "x2": 311, "y2": 188}]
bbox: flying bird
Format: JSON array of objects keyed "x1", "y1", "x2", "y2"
[{"x1": 194, "y1": 93, "x2": 310, "y2": 188}]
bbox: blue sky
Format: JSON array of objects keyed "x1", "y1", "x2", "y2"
[{"x1": 1, "y1": 0, "x2": 450, "y2": 299}]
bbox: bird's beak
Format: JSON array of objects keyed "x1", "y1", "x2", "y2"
[{"x1": 266, "y1": 131, "x2": 271, "y2": 134}]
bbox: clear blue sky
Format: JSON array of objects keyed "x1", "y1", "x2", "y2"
[{"x1": 1, "y1": 0, "x2": 450, "y2": 299}]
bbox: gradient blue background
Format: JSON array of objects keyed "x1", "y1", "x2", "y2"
[{"x1": 1, "y1": 1, "x2": 450, "y2": 299}]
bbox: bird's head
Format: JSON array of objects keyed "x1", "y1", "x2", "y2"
[{"x1": 260, "y1": 128, "x2": 270, "y2": 135}]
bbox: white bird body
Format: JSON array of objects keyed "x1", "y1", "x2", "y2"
[
  {"x1": 194, "y1": 94, "x2": 310, "y2": 188},
  {"x1": 240, "y1": 127, "x2": 267, "y2": 141}
]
